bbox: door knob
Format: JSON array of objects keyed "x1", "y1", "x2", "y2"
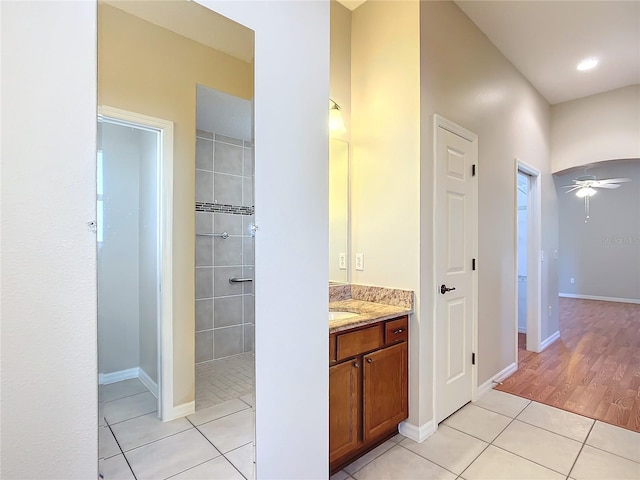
[{"x1": 440, "y1": 284, "x2": 456, "y2": 294}]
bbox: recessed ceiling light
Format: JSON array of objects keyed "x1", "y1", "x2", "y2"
[{"x1": 577, "y1": 58, "x2": 599, "y2": 71}]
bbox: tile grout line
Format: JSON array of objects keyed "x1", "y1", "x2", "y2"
[
  {"x1": 566, "y1": 420, "x2": 596, "y2": 479},
  {"x1": 189, "y1": 417, "x2": 250, "y2": 480},
  {"x1": 396, "y1": 436, "x2": 481, "y2": 479},
  {"x1": 104, "y1": 419, "x2": 138, "y2": 480}
]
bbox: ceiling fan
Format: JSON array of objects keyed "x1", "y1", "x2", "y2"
[{"x1": 563, "y1": 175, "x2": 632, "y2": 222}]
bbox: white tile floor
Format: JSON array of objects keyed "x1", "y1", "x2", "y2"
[
  {"x1": 332, "y1": 389, "x2": 640, "y2": 480},
  {"x1": 100, "y1": 381, "x2": 640, "y2": 480},
  {"x1": 98, "y1": 378, "x2": 255, "y2": 480}
]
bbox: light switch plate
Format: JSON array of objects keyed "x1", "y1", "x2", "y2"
[{"x1": 355, "y1": 253, "x2": 364, "y2": 271}]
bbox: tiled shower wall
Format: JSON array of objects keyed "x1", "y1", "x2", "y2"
[{"x1": 195, "y1": 130, "x2": 254, "y2": 363}]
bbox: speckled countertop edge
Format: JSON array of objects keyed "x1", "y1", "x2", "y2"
[{"x1": 329, "y1": 299, "x2": 412, "y2": 334}]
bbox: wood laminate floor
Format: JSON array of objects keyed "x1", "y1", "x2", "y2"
[{"x1": 496, "y1": 297, "x2": 640, "y2": 432}]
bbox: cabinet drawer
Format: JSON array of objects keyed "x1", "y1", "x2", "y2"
[
  {"x1": 337, "y1": 325, "x2": 383, "y2": 361},
  {"x1": 385, "y1": 317, "x2": 408, "y2": 345},
  {"x1": 329, "y1": 334, "x2": 337, "y2": 364}
]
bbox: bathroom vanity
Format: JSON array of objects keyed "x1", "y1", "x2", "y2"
[{"x1": 328, "y1": 285, "x2": 412, "y2": 473}]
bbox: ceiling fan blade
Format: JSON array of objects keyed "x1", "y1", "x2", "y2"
[
  {"x1": 596, "y1": 178, "x2": 632, "y2": 184},
  {"x1": 564, "y1": 186, "x2": 583, "y2": 193},
  {"x1": 593, "y1": 183, "x2": 620, "y2": 189}
]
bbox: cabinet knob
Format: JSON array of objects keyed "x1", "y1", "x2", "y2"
[
  {"x1": 366, "y1": 358, "x2": 373, "y2": 363},
  {"x1": 353, "y1": 362, "x2": 359, "y2": 368},
  {"x1": 393, "y1": 328, "x2": 405, "y2": 335}
]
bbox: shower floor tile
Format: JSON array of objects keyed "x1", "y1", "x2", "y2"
[{"x1": 195, "y1": 352, "x2": 255, "y2": 411}]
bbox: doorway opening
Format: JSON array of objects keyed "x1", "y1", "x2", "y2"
[
  {"x1": 97, "y1": 107, "x2": 174, "y2": 421},
  {"x1": 515, "y1": 160, "x2": 542, "y2": 357}
]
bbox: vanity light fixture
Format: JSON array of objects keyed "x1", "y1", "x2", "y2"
[
  {"x1": 577, "y1": 58, "x2": 599, "y2": 71},
  {"x1": 329, "y1": 99, "x2": 346, "y2": 134}
]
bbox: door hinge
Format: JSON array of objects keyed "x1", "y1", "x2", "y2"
[
  {"x1": 472, "y1": 164, "x2": 476, "y2": 176},
  {"x1": 472, "y1": 353, "x2": 476, "y2": 365},
  {"x1": 472, "y1": 258, "x2": 476, "y2": 271}
]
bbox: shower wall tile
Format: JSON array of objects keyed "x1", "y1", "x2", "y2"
[
  {"x1": 242, "y1": 215, "x2": 255, "y2": 237},
  {"x1": 195, "y1": 236, "x2": 213, "y2": 267},
  {"x1": 243, "y1": 295, "x2": 254, "y2": 324},
  {"x1": 196, "y1": 129, "x2": 213, "y2": 140},
  {"x1": 243, "y1": 177, "x2": 253, "y2": 207},
  {"x1": 243, "y1": 148, "x2": 253, "y2": 177},
  {"x1": 215, "y1": 133, "x2": 243, "y2": 147},
  {"x1": 214, "y1": 142, "x2": 243, "y2": 175},
  {"x1": 195, "y1": 170, "x2": 214, "y2": 203},
  {"x1": 196, "y1": 138, "x2": 214, "y2": 171},
  {"x1": 195, "y1": 299, "x2": 214, "y2": 332},
  {"x1": 195, "y1": 129, "x2": 255, "y2": 362},
  {"x1": 214, "y1": 266, "x2": 243, "y2": 297},
  {"x1": 214, "y1": 174, "x2": 242, "y2": 206},
  {"x1": 214, "y1": 296, "x2": 243, "y2": 328},
  {"x1": 214, "y1": 326, "x2": 243, "y2": 359},
  {"x1": 243, "y1": 325, "x2": 254, "y2": 353},
  {"x1": 214, "y1": 236, "x2": 242, "y2": 267},
  {"x1": 214, "y1": 213, "x2": 242, "y2": 236},
  {"x1": 195, "y1": 212, "x2": 213, "y2": 235},
  {"x1": 242, "y1": 266, "x2": 254, "y2": 294},
  {"x1": 195, "y1": 268, "x2": 213, "y2": 299},
  {"x1": 195, "y1": 330, "x2": 214, "y2": 363},
  {"x1": 242, "y1": 237, "x2": 254, "y2": 266}
]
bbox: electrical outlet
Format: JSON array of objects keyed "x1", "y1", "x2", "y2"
[
  {"x1": 570, "y1": 277, "x2": 575, "y2": 284},
  {"x1": 339, "y1": 253, "x2": 346, "y2": 270},
  {"x1": 355, "y1": 253, "x2": 364, "y2": 271}
]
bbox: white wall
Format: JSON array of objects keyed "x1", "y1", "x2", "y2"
[
  {"x1": 551, "y1": 85, "x2": 640, "y2": 173},
  {"x1": 199, "y1": 2, "x2": 330, "y2": 478},
  {"x1": 420, "y1": 1, "x2": 559, "y2": 390},
  {"x1": 555, "y1": 160, "x2": 640, "y2": 301},
  {"x1": 1, "y1": 1, "x2": 328, "y2": 478},
  {"x1": 0, "y1": 1, "x2": 98, "y2": 478},
  {"x1": 98, "y1": 121, "x2": 141, "y2": 376}
]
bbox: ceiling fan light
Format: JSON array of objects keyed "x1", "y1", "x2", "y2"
[{"x1": 576, "y1": 187, "x2": 596, "y2": 198}]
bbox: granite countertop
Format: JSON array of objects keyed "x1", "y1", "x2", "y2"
[{"x1": 329, "y1": 299, "x2": 411, "y2": 334}]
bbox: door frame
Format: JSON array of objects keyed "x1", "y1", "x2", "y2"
[
  {"x1": 98, "y1": 105, "x2": 175, "y2": 421},
  {"x1": 432, "y1": 114, "x2": 479, "y2": 421},
  {"x1": 514, "y1": 159, "x2": 542, "y2": 355}
]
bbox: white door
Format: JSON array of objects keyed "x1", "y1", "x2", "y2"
[{"x1": 434, "y1": 117, "x2": 478, "y2": 424}]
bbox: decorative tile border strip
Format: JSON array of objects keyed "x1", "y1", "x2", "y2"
[{"x1": 196, "y1": 202, "x2": 254, "y2": 216}]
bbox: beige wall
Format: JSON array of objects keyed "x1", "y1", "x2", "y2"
[
  {"x1": 351, "y1": 0, "x2": 423, "y2": 425},
  {"x1": 551, "y1": 85, "x2": 640, "y2": 173},
  {"x1": 98, "y1": 3, "x2": 252, "y2": 405},
  {"x1": 330, "y1": 0, "x2": 352, "y2": 144},
  {"x1": 420, "y1": 1, "x2": 559, "y2": 396}
]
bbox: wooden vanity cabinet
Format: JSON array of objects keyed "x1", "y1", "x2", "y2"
[{"x1": 329, "y1": 316, "x2": 408, "y2": 472}]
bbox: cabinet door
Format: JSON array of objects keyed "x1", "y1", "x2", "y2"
[
  {"x1": 362, "y1": 342, "x2": 408, "y2": 442},
  {"x1": 329, "y1": 358, "x2": 361, "y2": 463}
]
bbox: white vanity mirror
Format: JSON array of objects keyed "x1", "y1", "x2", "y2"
[{"x1": 329, "y1": 139, "x2": 349, "y2": 283}]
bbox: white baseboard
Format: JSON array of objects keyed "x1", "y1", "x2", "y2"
[
  {"x1": 398, "y1": 419, "x2": 436, "y2": 443},
  {"x1": 99, "y1": 367, "x2": 139, "y2": 385},
  {"x1": 138, "y1": 368, "x2": 158, "y2": 399},
  {"x1": 559, "y1": 293, "x2": 640, "y2": 305},
  {"x1": 164, "y1": 401, "x2": 195, "y2": 422},
  {"x1": 475, "y1": 362, "x2": 517, "y2": 400},
  {"x1": 540, "y1": 331, "x2": 560, "y2": 351},
  {"x1": 517, "y1": 326, "x2": 527, "y2": 334}
]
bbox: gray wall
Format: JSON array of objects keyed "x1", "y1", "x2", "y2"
[
  {"x1": 98, "y1": 122, "x2": 141, "y2": 376},
  {"x1": 98, "y1": 121, "x2": 159, "y2": 380},
  {"x1": 555, "y1": 160, "x2": 640, "y2": 301},
  {"x1": 195, "y1": 130, "x2": 255, "y2": 363}
]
